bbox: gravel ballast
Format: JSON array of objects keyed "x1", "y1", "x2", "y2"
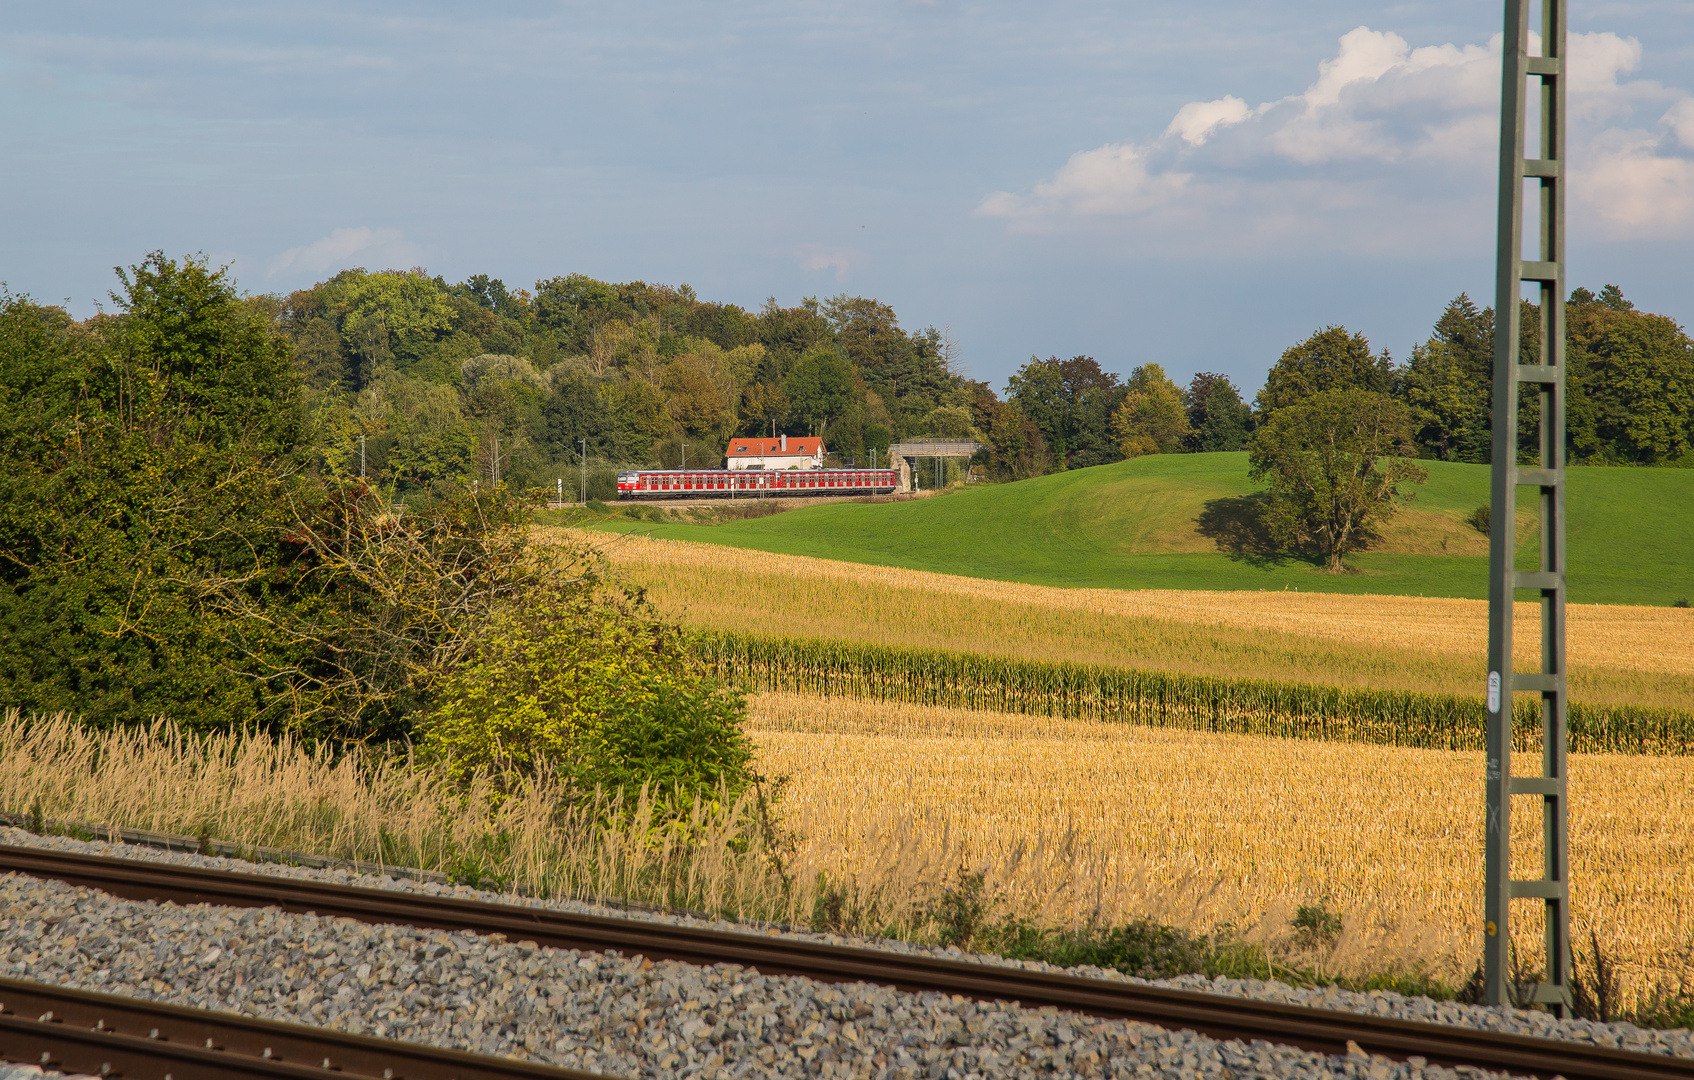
[{"x1": 0, "y1": 827, "x2": 1688, "y2": 1079}]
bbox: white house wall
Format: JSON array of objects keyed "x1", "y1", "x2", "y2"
[{"x1": 726, "y1": 455, "x2": 823, "y2": 470}]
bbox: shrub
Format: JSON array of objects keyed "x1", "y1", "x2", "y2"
[
  {"x1": 1675, "y1": 599, "x2": 1690, "y2": 609},
  {"x1": 995, "y1": 919, "x2": 1214, "y2": 980},
  {"x1": 1468, "y1": 505, "x2": 1491, "y2": 535},
  {"x1": 417, "y1": 577, "x2": 756, "y2": 811},
  {"x1": 587, "y1": 467, "x2": 619, "y2": 502}
]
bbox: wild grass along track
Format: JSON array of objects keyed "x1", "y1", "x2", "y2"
[{"x1": 0, "y1": 844, "x2": 1685, "y2": 1080}]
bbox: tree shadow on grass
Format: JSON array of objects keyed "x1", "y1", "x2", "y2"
[{"x1": 1195, "y1": 494, "x2": 1323, "y2": 570}]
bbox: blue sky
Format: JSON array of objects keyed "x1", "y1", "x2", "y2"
[{"x1": 3, "y1": 1, "x2": 1691, "y2": 394}]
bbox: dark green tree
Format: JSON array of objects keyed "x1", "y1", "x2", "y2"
[
  {"x1": 1004, "y1": 355, "x2": 1126, "y2": 470},
  {"x1": 1566, "y1": 301, "x2": 1694, "y2": 463},
  {"x1": 1400, "y1": 294, "x2": 1494, "y2": 461},
  {"x1": 0, "y1": 254, "x2": 307, "y2": 730},
  {"x1": 1183, "y1": 372, "x2": 1252, "y2": 452},
  {"x1": 783, "y1": 347, "x2": 856, "y2": 437},
  {"x1": 969, "y1": 381, "x2": 1051, "y2": 479},
  {"x1": 1248, "y1": 388, "x2": 1427, "y2": 573},
  {"x1": 1598, "y1": 283, "x2": 1635, "y2": 312},
  {"x1": 1256, "y1": 326, "x2": 1394, "y2": 420},
  {"x1": 755, "y1": 296, "x2": 832, "y2": 376}
]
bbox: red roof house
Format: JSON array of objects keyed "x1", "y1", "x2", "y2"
[{"x1": 724, "y1": 434, "x2": 827, "y2": 470}]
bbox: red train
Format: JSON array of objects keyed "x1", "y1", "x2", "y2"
[{"x1": 617, "y1": 468, "x2": 899, "y2": 500}]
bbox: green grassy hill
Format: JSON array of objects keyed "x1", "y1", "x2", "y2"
[{"x1": 590, "y1": 453, "x2": 1694, "y2": 605}]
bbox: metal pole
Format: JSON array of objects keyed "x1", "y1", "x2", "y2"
[
  {"x1": 682, "y1": 444, "x2": 688, "y2": 470},
  {"x1": 1486, "y1": 0, "x2": 1569, "y2": 1015},
  {"x1": 557, "y1": 478, "x2": 562, "y2": 507},
  {"x1": 580, "y1": 439, "x2": 588, "y2": 504}
]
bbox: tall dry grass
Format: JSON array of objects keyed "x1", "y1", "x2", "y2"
[
  {"x1": 745, "y1": 692, "x2": 1694, "y2": 1006},
  {"x1": 0, "y1": 711, "x2": 787, "y2": 919},
  {"x1": 540, "y1": 529, "x2": 1694, "y2": 711}
]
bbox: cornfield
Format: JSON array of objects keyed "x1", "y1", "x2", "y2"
[{"x1": 698, "y1": 631, "x2": 1694, "y2": 755}]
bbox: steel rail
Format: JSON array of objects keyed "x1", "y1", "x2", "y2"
[
  {"x1": 2, "y1": 844, "x2": 1687, "y2": 1080},
  {"x1": 0, "y1": 975, "x2": 610, "y2": 1080}
]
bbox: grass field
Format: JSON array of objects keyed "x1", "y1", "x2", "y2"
[
  {"x1": 575, "y1": 453, "x2": 1694, "y2": 606},
  {"x1": 745, "y1": 692, "x2": 1694, "y2": 1005},
  {"x1": 552, "y1": 530, "x2": 1694, "y2": 710}
]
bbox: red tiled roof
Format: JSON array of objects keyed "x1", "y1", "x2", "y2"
[{"x1": 724, "y1": 438, "x2": 825, "y2": 456}]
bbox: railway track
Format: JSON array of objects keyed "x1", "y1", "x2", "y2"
[
  {"x1": 0, "y1": 974, "x2": 609, "y2": 1080},
  {"x1": 1, "y1": 842, "x2": 1686, "y2": 1080}
]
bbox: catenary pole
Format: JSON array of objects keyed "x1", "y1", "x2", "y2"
[
  {"x1": 1486, "y1": 0, "x2": 1569, "y2": 1014},
  {"x1": 579, "y1": 439, "x2": 588, "y2": 504}
]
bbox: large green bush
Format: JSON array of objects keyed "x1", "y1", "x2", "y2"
[
  {"x1": 416, "y1": 577, "x2": 756, "y2": 808},
  {"x1": 0, "y1": 256, "x2": 306, "y2": 732},
  {"x1": 0, "y1": 255, "x2": 540, "y2": 741}
]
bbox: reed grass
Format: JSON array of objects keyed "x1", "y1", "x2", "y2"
[{"x1": 542, "y1": 530, "x2": 1694, "y2": 711}]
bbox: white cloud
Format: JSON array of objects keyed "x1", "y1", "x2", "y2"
[
  {"x1": 266, "y1": 227, "x2": 424, "y2": 279},
  {"x1": 1668, "y1": 99, "x2": 1694, "y2": 150},
  {"x1": 795, "y1": 243, "x2": 866, "y2": 282},
  {"x1": 1165, "y1": 96, "x2": 1250, "y2": 146},
  {"x1": 977, "y1": 25, "x2": 1694, "y2": 254},
  {"x1": 1581, "y1": 130, "x2": 1694, "y2": 233},
  {"x1": 980, "y1": 143, "x2": 1191, "y2": 223}
]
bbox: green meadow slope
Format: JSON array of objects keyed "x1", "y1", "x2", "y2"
[{"x1": 592, "y1": 453, "x2": 1694, "y2": 605}]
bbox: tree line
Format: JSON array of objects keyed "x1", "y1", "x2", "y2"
[
  {"x1": 1030, "y1": 286, "x2": 1694, "y2": 476},
  {"x1": 285, "y1": 269, "x2": 979, "y2": 496},
  {"x1": 281, "y1": 264, "x2": 1694, "y2": 500}
]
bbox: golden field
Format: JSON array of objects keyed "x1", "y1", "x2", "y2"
[
  {"x1": 745, "y1": 692, "x2": 1694, "y2": 1001},
  {"x1": 540, "y1": 529, "x2": 1694, "y2": 710}
]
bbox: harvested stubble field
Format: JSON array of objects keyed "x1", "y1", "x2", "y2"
[
  {"x1": 542, "y1": 529, "x2": 1694, "y2": 711},
  {"x1": 744, "y1": 692, "x2": 1694, "y2": 1007}
]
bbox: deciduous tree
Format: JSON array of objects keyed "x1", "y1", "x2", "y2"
[
  {"x1": 1005, "y1": 355, "x2": 1126, "y2": 470},
  {"x1": 1111, "y1": 363, "x2": 1190, "y2": 457},
  {"x1": 1248, "y1": 389, "x2": 1427, "y2": 573},
  {"x1": 783, "y1": 347, "x2": 856, "y2": 436},
  {"x1": 1566, "y1": 301, "x2": 1694, "y2": 463},
  {"x1": 1257, "y1": 326, "x2": 1394, "y2": 420},
  {"x1": 1184, "y1": 372, "x2": 1252, "y2": 452}
]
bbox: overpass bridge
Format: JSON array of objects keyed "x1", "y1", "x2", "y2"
[{"x1": 885, "y1": 438, "x2": 983, "y2": 492}]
